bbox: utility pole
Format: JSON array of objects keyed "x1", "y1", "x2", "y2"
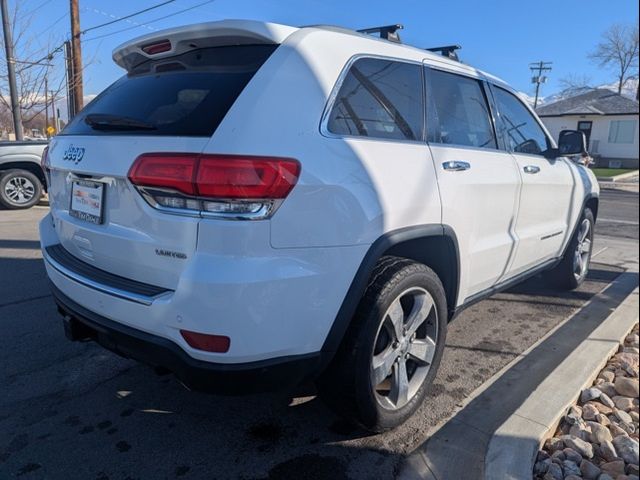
[
  {"x1": 529, "y1": 61, "x2": 552, "y2": 109},
  {"x1": 64, "y1": 40, "x2": 75, "y2": 118},
  {"x1": 69, "y1": 0, "x2": 83, "y2": 116},
  {"x1": 50, "y1": 90, "x2": 56, "y2": 135},
  {"x1": 1, "y1": 0, "x2": 24, "y2": 140},
  {"x1": 45, "y1": 75, "x2": 49, "y2": 138}
]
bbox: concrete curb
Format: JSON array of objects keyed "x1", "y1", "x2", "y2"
[
  {"x1": 484, "y1": 283, "x2": 639, "y2": 480},
  {"x1": 596, "y1": 170, "x2": 639, "y2": 182},
  {"x1": 398, "y1": 262, "x2": 639, "y2": 480}
]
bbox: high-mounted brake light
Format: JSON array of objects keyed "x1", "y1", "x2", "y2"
[
  {"x1": 141, "y1": 39, "x2": 171, "y2": 55},
  {"x1": 128, "y1": 153, "x2": 300, "y2": 220}
]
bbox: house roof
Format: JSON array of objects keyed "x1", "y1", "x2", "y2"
[{"x1": 536, "y1": 89, "x2": 639, "y2": 117}]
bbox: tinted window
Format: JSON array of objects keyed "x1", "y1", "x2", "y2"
[
  {"x1": 63, "y1": 45, "x2": 276, "y2": 137},
  {"x1": 493, "y1": 87, "x2": 550, "y2": 155},
  {"x1": 327, "y1": 58, "x2": 423, "y2": 141},
  {"x1": 426, "y1": 69, "x2": 496, "y2": 149}
]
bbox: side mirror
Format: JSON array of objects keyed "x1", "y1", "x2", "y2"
[{"x1": 558, "y1": 130, "x2": 587, "y2": 156}]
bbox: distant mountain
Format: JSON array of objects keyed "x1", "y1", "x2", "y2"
[{"x1": 521, "y1": 78, "x2": 638, "y2": 108}]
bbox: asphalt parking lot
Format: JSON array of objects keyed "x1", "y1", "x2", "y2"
[{"x1": 0, "y1": 188, "x2": 637, "y2": 480}]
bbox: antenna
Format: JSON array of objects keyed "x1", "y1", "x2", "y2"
[{"x1": 357, "y1": 24, "x2": 403, "y2": 43}]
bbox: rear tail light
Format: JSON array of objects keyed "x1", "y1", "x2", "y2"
[
  {"x1": 128, "y1": 153, "x2": 300, "y2": 220},
  {"x1": 41, "y1": 146, "x2": 50, "y2": 168},
  {"x1": 41, "y1": 146, "x2": 51, "y2": 187}
]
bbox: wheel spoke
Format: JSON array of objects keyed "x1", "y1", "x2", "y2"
[
  {"x1": 581, "y1": 238, "x2": 591, "y2": 255},
  {"x1": 386, "y1": 298, "x2": 405, "y2": 340},
  {"x1": 390, "y1": 360, "x2": 409, "y2": 407},
  {"x1": 405, "y1": 292, "x2": 433, "y2": 337},
  {"x1": 579, "y1": 220, "x2": 590, "y2": 242},
  {"x1": 371, "y1": 347, "x2": 397, "y2": 386},
  {"x1": 577, "y1": 252, "x2": 585, "y2": 275},
  {"x1": 408, "y1": 337, "x2": 436, "y2": 365}
]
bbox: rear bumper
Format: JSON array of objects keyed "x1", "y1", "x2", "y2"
[{"x1": 52, "y1": 284, "x2": 324, "y2": 394}]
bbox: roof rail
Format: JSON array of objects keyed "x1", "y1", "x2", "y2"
[
  {"x1": 357, "y1": 24, "x2": 403, "y2": 43},
  {"x1": 426, "y1": 44, "x2": 462, "y2": 61}
]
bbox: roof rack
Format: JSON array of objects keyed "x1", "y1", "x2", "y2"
[
  {"x1": 357, "y1": 24, "x2": 403, "y2": 43},
  {"x1": 426, "y1": 45, "x2": 462, "y2": 61}
]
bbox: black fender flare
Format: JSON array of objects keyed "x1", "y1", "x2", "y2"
[
  {"x1": 560, "y1": 192, "x2": 599, "y2": 259},
  {"x1": 320, "y1": 224, "x2": 460, "y2": 356}
]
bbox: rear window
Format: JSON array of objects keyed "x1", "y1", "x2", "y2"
[
  {"x1": 62, "y1": 45, "x2": 277, "y2": 137},
  {"x1": 326, "y1": 58, "x2": 424, "y2": 141}
]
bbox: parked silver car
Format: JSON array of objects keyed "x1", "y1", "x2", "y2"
[{"x1": 0, "y1": 140, "x2": 48, "y2": 209}]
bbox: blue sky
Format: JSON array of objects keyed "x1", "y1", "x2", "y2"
[{"x1": 18, "y1": 0, "x2": 640, "y2": 105}]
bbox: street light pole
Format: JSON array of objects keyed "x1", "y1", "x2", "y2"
[{"x1": 1, "y1": 0, "x2": 24, "y2": 140}]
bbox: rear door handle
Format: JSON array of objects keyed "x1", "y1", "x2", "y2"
[
  {"x1": 442, "y1": 161, "x2": 471, "y2": 172},
  {"x1": 523, "y1": 165, "x2": 541, "y2": 174}
]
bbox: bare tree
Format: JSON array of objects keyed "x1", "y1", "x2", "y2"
[
  {"x1": 558, "y1": 74, "x2": 594, "y2": 96},
  {"x1": 0, "y1": 1, "x2": 67, "y2": 135},
  {"x1": 589, "y1": 23, "x2": 639, "y2": 95}
]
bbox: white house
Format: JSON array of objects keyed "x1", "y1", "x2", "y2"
[{"x1": 537, "y1": 89, "x2": 639, "y2": 169}]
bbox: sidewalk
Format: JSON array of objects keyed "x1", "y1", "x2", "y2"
[{"x1": 399, "y1": 236, "x2": 639, "y2": 480}]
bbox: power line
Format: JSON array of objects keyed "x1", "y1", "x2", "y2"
[
  {"x1": 84, "y1": 0, "x2": 216, "y2": 43},
  {"x1": 81, "y1": 0, "x2": 177, "y2": 35}
]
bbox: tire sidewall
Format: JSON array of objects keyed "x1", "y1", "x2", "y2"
[
  {"x1": 0, "y1": 169, "x2": 42, "y2": 209},
  {"x1": 353, "y1": 265, "x2": 448, "y2": 430}
]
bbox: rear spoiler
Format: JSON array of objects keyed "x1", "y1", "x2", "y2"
[{"x1": 112, "y1": 19, "x2": 298, "y2": 71}]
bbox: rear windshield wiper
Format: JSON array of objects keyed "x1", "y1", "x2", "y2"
[{"x1": 84, "y1": 113, "x2": 157, "y2": 131}]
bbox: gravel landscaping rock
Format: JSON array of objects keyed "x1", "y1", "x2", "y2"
[
  {"x1": 599, "y1": 440, "x2": 619, "y2": 462},
  {"x1": 545, "y1": 462, "x2": 563, "y2": 480},
  {"x1": 587, "y1": 421, "x2": 614, "y2": 443},
  {"x1": 615, "y1": 377, "x2": 640, "y2": 398},
  {"x1": 534, "y1": 324, "x2": 640, "y2": 480},
  {"x1": 583, "y1": 387, "x2": 603, "y2": 403},
  {"x1": 612, "y1": 436, "x2": 639, "y2": 465},
  {"x1": 601, "y1": 459, "x2": 627, "y2": 476}
]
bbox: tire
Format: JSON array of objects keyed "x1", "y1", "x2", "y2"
[
  {"x1": 546, "y1": 208, "x2": 595, "y2": 290},
  {"x1": 0, "y1": 169, "x2": 43, "y2": 209},
  {"x1": 317, "y1": 256, "x2": 447, "y2": 432}
]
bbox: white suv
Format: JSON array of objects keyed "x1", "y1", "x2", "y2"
[{"x1": 40, "y1": 20, "x2": 598, "y2": 432}]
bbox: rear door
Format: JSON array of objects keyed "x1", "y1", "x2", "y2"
[
  {"x1": 47, "y1": 45, "x2": 277, "y2": 289},
  {"x1": 424, "y1": 66, "x2": 522, "y2": 301},
  {"x1": 490, "y1": 86, "x2": 574, "y2": 276}
]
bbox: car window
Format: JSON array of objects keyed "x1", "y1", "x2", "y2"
[
  {"x1": 327, "y1": 58, "x2": 423, "y2": 141},
  {"x1": 493, "y1": 87, "x2": 550, "y2": 155},
  {"x1": 426, "y1": 69, "x2": 496, "y2": 149},
  {"x1": 62, "y1": 45, "x2": 276, "y2": 137}
]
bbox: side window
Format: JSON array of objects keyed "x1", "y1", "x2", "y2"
[
  {"x1": 493, "y1": 87, "x2": 550, "y2": 155},
  {"x1": 426, "y1": 69, "x2": 496, "y2": 149},
  {"x1": 327, "y1": 58, "x2": 423, "y2": 141}
]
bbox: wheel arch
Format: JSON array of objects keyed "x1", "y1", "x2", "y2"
[
  {"x1": 321, "y1": 225, "x2": 460, "y2": 357},
  {"x1": 585, "y1": 195, "x2": 599, "y2": 221}
]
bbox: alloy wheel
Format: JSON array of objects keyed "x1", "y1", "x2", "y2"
[
  {"x1": 4, "y1": 175, "x2": 36, "y2": 205},
  {"x1": 573, "y1": 218, "x2": 592, "y2": 281},
  {"x1": 370, "y1": 287, "x2": 438, "y2": 410}
]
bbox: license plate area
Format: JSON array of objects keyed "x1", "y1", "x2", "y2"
[{"x1": 69, "y1": 180, "x2": 105, "y2": 225}]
